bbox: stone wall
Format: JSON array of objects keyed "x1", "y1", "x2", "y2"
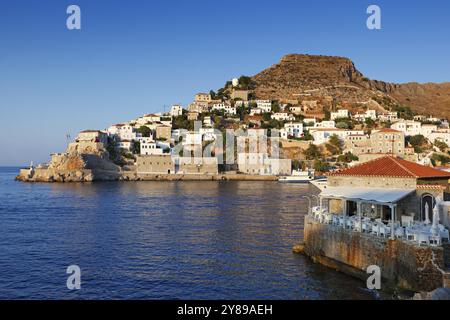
[{"x1": 303, "y1": 216, "x2": 445, "y2": 292}]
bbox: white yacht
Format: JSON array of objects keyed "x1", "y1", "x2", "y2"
[{"x1": 278, "y1": 169, "x2": 315, "y2": 183}]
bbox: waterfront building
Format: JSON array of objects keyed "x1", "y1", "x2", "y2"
[
  {"x1": 136, "y1": 154, "x2": 174, "y2": 174},
  {"x1": 174, "y1": 156, "x2": 218, "y2": 175},
  {"x1": 237, "y1": 153, "x2": 291, "y2": 176}
]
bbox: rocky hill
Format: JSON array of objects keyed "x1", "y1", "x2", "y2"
[{"x1": 250, "y1": 54, "x2": 450, "y2": 119}]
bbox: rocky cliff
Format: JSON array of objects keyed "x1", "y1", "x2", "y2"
[
  {"x1": 16, "y1": 141, "x2": 122, "y2": 182},
  {"x1": 251, "y1": 54, "x2": 450, "y2": 119}
]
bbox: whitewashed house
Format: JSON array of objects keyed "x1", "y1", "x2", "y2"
[
  {"x1": 331, "y1": 109, "x2": 349, "y2": 120},
  {"x1": 310, "y1": 128, "x2": 364, "y2": 145},
  {"x1": 140, "y1": 138, "x2": 163, "y2": 155},
  {"x1": 170, "y1": 105, "x2": 183, "y2": 117},
  {"x1": 314, "y1": 120, "x2": 336, "y2": 129},
  {"x1": 391, "y1": 120, "x2": 422, "y2": 136},
  {"x1": 271, "y1": 113, "x2": 295, "y2": 121},
  {"x1": 256, "y1": 100, "x2": 272, "y2": 113}
]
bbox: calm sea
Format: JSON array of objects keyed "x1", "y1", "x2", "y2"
[{"x1": 0, "y1": 167, "x2": 379, "y2": 299}]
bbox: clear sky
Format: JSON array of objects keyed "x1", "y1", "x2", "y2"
[{"x1": 1, "y1": 0, "x2": 450, "y2": 166}]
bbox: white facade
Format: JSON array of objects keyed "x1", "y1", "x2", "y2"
[
  {"x1": 137, "y1": 114, "x2": 161, "y2": 125},
  {"x1": 140, "y1": 138, "x2": 163, "y2": 155},
  {"x1": 283, "y1": 122, "x2": 303, "y2": 138},
  {"x1": 391, "y1": 120, "x2": 422, "y2": 136},
  {"x1": 185, "y1": 132, "x2": 203, "y2": 145},
  {"x1": 353, "y1": 109, "x2": 377, "y2": 121},
  {"x1": 107, "y1": 124, "x2": 137, "y2": 141},
  {"x1": 170, "y1": 105, "x2": 183, "y2": 117},
  {"x1": 211, "y1": 103, "x2": 236, "y2": 115},
  {"x1": 378, "y1": 112, "x2": 398, "y2": 122},
  {"x1": 203, "y1": 116, "x2": 212, "y2": 127},
  {"x1": 271, "y1": 113, "x2": 295, "y2": 121},
  {"x1": 428, "y1": 130, "x2": 450, "y2": 144},
  {"x1": 314, "y1": 120, "x2": 335, "y2": 129},
  {"x1": 250, "y1": 108, "x2": 263, "y2": 116},
  {"x1": 331, "y1": 109, "x2": 349, "y2": 120},
  {"x1": 256, "y1": 100, "x2": 272, "y2": 113},
  {"x1": 310, "y1": 129, "x2": 365, "y2": 145},
  {"x1": 237, "y1": 153, "x2": 291, "y2": 176}
]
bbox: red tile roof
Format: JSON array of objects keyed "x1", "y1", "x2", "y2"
[{"x1": 329, "y1": 156, "x2": 450, "y2": 178}]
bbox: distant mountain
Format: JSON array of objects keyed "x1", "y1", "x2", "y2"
[{"x1": 250, "y1": 54, "x2": 450, "y2": 119}]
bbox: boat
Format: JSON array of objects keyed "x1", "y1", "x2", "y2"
[
  {"x1": 278, "y1": 169, "x2": 315, "y2": 183},
  {"x1": 309, "y1": 177, "x2": 328, "y2": 190}
]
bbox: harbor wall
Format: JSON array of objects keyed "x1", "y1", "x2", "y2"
[{"x1": 303, "y1": 216, "x2": 445, "y2": 292}]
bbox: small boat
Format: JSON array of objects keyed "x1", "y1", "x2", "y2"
[
  {"x1": 278, "y1": 169, "x2": 315, "y2": 183},
  {"x1": 310, "y1": 177, "x2": 328, "y2": 190}
]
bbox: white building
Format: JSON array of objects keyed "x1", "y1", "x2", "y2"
[
  {"x1": 256, "y1": 100, "x2": 272, "y2": 113},
  {"x1": 378, "y1": 112, "x2": 398, "y2": 122},
  {"x1": 428, "y1": 130, "x2": 450, "y2": 144},
  {"x1": 203, "y1": 116, "x2": 213, "y2": 127},
  {"x1": 237, "y1": 153, "x2": 291, "y2": 176},
  {"x1": 140, "y1": 138, "x2": 163, "y2": 155},
  {"x1": 391, "y1": 120, "x2": 422, "y2": 136},
  {"x1": 200, "y1": 128, "x2": 219, "y2": 142},
  {"x1": 314, "y1": 120, "x2": 336, "y2": 129},
  {"x1": 281, "y1": 123, "x2": 303, "y2": 139},
  {"x1": 107, "y1": 124, "x2": 138, "y2": 141},
  {"x1": 211, "y1": 103, "x2": 236, "y2": 115},
  {"x1": 170, "y1": 105, "x2": 183, "y2": 117},
  {"x1": 137, "y1": 114, "x2": 161, "y2": 125},
  {"x1": 353, "y1": 109, "x2": 377, "y2": 121},
  {"x1": 185, "y1": 132, "x2": 203, "y2": 145},
  {"x1": 250, "y1": 108, "x2": 263, "y2": 116},
  {"x1": 331, "y1": 109, "x2": 349, "y2": 120},
  {"x1": 271, "y1": 113, "x2": 295, "y2": 121},
  {"x1": 310, "y1": 129, "x2": 365, "y2": 145},
  {"x1": 117, "y1": 140, "x2": 133, "y2": 151}
]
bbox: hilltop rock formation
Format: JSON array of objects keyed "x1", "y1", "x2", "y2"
[{"x1": 250, "y1": 54, "x2": 450, "y2": 119}]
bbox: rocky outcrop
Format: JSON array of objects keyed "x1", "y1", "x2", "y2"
[{"x1": 16, "y1": 141, "x2": 122, "y2": 183}]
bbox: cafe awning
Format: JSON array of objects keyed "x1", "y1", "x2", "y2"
[{"x1": 320, "y1": 187, "x2": 415, "y2": 205}]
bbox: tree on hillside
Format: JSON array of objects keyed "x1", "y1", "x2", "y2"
[
  {"x1": 408, "y1": 134, "x2": 428, "y2": 153},
  {"x1": 434, "y1": 140, "x2": 448, "y2": 152},
  {"x1": 137, "y1": 126, "x2": 152, "y2": 138},
  {"x1": 304, "y1": 144, "x2": 322, "y2": 160},
  {"x1": 326, "y1": 134, "x2": 343, "y2": 155}
]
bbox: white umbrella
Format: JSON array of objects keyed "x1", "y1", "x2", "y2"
[{"x1": 424, "y1": 202, "x2": 430, "y2": 225}]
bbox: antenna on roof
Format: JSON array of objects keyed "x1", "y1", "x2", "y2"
[{"x1": 66, "y1": 133, "x2": 71, "y2": 142}]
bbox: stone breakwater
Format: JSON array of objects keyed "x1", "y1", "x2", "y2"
[
  {"x1": 16, "y1": 168, "x2": 279, "y2": 183},
  {"x1": 302, "y1": 215, "x2": 449, "y2": 292}
]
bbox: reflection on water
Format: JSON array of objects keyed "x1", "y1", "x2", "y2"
[{"x1": 0, "y1": 167, "x2": 378, "y2": 299}]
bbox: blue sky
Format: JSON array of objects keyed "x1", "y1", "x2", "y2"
[{"x1": 1, "y1": 0, "x2": 450, "y2": 166}]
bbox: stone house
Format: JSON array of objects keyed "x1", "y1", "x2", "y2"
[{"x1": 76, "y1": 130, "x2": 108, "y2": 145}]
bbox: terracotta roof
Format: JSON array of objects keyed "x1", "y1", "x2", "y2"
[{"x1": 329, "y1": 156, "x2": 450, "y2": 178}]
